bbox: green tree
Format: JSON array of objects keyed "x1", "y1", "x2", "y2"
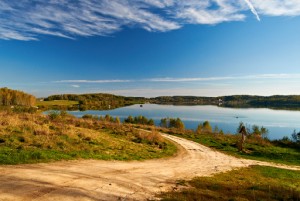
[
  {"x1": 160, "y1": 118, "x2": 168, "y2": 128},
  {"x1": 196, "y1": 123, "x2": 203, "y2": 134},
  {"x1": 292, "y1": 130, "x2": 300, "y2": 143},
  {"x1": 202, "y1": 121, "x2": 212, "y2": 133},
  {"x1": 175, "y1": 118, "x2": 185, "y2": 130},
  {"x1": 148, "y1": 119, "x2": 155, "y2": 126},
  {"x1": 124, "y1": 115, "x2": 134, "y2": 123}
]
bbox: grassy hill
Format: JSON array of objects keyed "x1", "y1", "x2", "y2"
[{"x1": 0, "y1": 111, "x2": 177, "y2": 164}]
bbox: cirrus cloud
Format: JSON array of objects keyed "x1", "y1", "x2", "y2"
[{"x1": 0, "y1": 0, "x2": 299, "y2": 41}]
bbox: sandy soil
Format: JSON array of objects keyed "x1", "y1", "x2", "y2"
[{"x1": 0, "y1": 134, "x2": 299, "y2": 201}]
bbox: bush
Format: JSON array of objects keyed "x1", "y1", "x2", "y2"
[
  {"x1": 132, "y1": 130, "x2": 165, "y2": 148},
  {"x1": 82, "y1": 114, "x2": 93, "y2": 119},
  {"x1": 48, "y1": 111, "x2": 60, "y2": 120},
  {"x1": 197, "y1": 121, "x2": 212, "y2": 134},
  {"x1": 160, "y1": 117, "x2": 185, "y2": 130}
]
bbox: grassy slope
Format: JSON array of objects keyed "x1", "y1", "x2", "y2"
[
  {"x1": 0, "y1": 112, "x2": 177, "y2": 164},
  {"x1": 36, "y1": 100, "x2": 79, "y2": 106},
  {"x1": 187, "y1": 133, "x2": 299, "y2": 166},
  {"x1": 160, "y1": 165, "x2": 300, "y2": 201},
  {"x1": 151, "y1": 126, "x2": 300, "y2": 166}
]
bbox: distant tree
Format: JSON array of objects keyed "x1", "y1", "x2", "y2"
[
  {"x1": 260, "y1": 126, "x2": 269, "y2": 139},
  {"x1": 174, "y1": 118, "x2": 185, "y2": 130},
  {"x1": 115, "y1": 117, "x2": 121, "y2": 125},
  {"x1": 251, "y1": 124, "x2": 269, "y2": 138},
  {"x1": 238, "y1": 125, "x2": 247, "y2": 152},
  {"x1": 202, "y1": 121, "x2": 212, "y2": 133},
  {"x1": 196, "y1": 123, "x2": 203, "y2": 134},
  {"x1": 213, "y1": 125, "x2": 219, "y2": 133},
  {"x1": 197, "y1": 121, "x2": 212, "y2": 134},
  {"x1": 124, "y1": 115, "x2": 134, "y2": 123},
  {"x1": 160, "y1": 118, "x2": 168, "y2": 128},
  {"x1": 237, "y1": 122, "x2": 245, "y2": 134},
  {"x1": 104, "y1": 114, "x2": 112, "y2": 121},
  {"x1": 292, "y1": 130, "x2": 300, "y2": 143},
  {"x1": 0, "y1": 87, "x2": 36, "y2": 106},
  {"x1": 148, "y1": 119, "x2": 155, "y2": 126},
  {"x1": 252, "y1": 125, "x2": 260, "y2": 135},
  {"x1": 160, "y1": 117, "x2": 184, "y2": 129}
]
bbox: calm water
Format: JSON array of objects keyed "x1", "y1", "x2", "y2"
[{"x1": 67, "y1": 104, "x2": 300, "y2": 140}]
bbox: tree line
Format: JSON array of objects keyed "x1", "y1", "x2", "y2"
[
  {"x1": 44, "y1": 93, "x2": 300, "y2": 110},
  {"x1": 45, "y1": 93, "x2": 146, "y2": 110},
  {"x1": 150, "y1": 95, "x2": 300, "y2": 109},
  {"x1": 0, "y1": 87, "x2": 36, "y2": 107}
]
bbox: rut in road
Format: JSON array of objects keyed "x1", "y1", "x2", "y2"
[{"x1": 0, "y1": 133, "x2": 299, "y2": 201}]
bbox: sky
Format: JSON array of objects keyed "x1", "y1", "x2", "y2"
[{"x1": 1, "y1": 0, "x2": 300, "y2": 98}]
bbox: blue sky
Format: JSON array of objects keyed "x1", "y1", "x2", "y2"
[{"x1": 1, "y1": 0, "x2": 300, "y2": 97}]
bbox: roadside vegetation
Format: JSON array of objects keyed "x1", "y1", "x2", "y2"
[
  {"x1": 160, "y1": 165, "x2": 300, "y2": 201},
  {"x1": 132, "y1": 120, "x2": 300, "y2": 166},
  {"x1": 0, "y1": 111, "x2": 177, "y2": 164}
]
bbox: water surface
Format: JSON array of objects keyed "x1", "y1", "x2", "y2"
[{"x1": 67, "y1": 104, "x2": 300, "y2": 140}]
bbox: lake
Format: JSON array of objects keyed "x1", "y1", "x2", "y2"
[{"x1": 67, "y1": 104, "x2": 300, "y2": 140}]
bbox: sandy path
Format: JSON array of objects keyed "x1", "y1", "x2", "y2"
[{"x1": 0, "y1": 134, "x2": 299, "y2": 201}]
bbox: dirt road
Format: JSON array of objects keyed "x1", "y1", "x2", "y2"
[{"x1": 0, "y1": 134, "x2": 299, "y2": 201}]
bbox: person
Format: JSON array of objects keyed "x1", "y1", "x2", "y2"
[{"x1": 239, "y1": 125, "x2": 247, "y2": 152}]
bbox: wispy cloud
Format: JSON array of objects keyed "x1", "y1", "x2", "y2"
[
  {"x1": 146, "y1": 74, "x2": 300, "y2": 82},
  {"x1": 55, "y1": 79, "x2": 132, "y2": 83},
  {"x1": 1, "y1": 0, "x2": 300, "y2": 40},
  {"x1": 251, "y1": 0, "x2": 300, "y2": 16},
  {"x1": 54, "y1": 74, "x2": 300, "y2": 84},
  {"x1": 244, "y1": 0, "x2": 261, "y2": 21},
  {"x1": 146, "y1": 77, "x2": 234, "y2": 82}
]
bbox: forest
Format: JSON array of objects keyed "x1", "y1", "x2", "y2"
[
  {"x1": 0, "y1": 87, "x2": 36, "y2": 107},
  {"x1": 44, "y1": 93, "x2": 146, "y2": 110},
  {"x1": 40, "y1": 93, "x2": 300, "y2": 111},
  {"x1": 150, "y1": 95, "x2": 300, "y2": 109}
]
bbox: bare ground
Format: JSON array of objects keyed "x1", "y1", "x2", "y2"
[{"x1": 0, "y1": 134, "x2": 299, "y2": 201}]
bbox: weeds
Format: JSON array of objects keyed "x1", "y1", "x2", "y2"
[
  {"x1": 160, "y1": 166, "x2": 300, "y2": 201},
  {"x1": 0, "y1": 111, "x2": 177, "y2": 164}
]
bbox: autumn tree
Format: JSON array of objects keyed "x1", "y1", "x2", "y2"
[{"x1": 0, "y1": 87, "x2": 36, "y2": 106}]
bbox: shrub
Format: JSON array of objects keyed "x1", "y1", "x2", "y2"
[
  {"x1": 48, "y1": 111, "x2": 60, "y2": 120},
  {"x1": 160, "y1": 117, "x2": 185, "y2": 130},
  {"x1": 197, "y1": 121, "x2": 212, "y2": 134}
]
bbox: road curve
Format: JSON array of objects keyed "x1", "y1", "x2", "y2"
[{"x1": 0, "y1": 134, "x2": 299, "y2": 201}]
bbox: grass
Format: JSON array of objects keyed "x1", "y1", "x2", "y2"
[
  {"x1": 194, "y1": 133, "x2": 299, "y2": 166},
  {"x1": 160, "y1": 165, "x2": 300, "y2": 201},
  {"x1": 0, "y1": 111, "x2": 177, "y2": 164},
  {"x1": 150, "y1": 126, "x2": 300, "y2": 166},
  {"x1": 36, "y1": 100, "x2": 79, "y2": 106}
]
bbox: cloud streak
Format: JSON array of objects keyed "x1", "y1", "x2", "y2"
[
  {"x1": 244, "y1": 0, "x2": 261, "y2": 21},
  {"x1": 1, "y1": 0, "x2": 300, "y2": 40},
  {"x1": 54, "y1": 74, "x2": 300, "y2": 84},
  {"x1": 55, "y1": 79, "x2": 132, "y2": 83}
]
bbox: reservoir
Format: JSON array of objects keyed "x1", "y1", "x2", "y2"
[{"x1": 67, "y1": 104, "x2": 300, "y2": 140}]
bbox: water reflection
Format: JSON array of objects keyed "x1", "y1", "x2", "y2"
[{"x1": 67, "y1": 104, "x2": 300, "y2": 140}]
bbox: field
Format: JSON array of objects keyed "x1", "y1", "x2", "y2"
[
  {"x1": 36, "y1": 100, "x2": 79, "y2": 106},
  {"x1": 160, "y1": 165, "x2": 300, "y2": 201},
  {"x1": 0, "y1": 111, "x2": 177, "y2": 164}
]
